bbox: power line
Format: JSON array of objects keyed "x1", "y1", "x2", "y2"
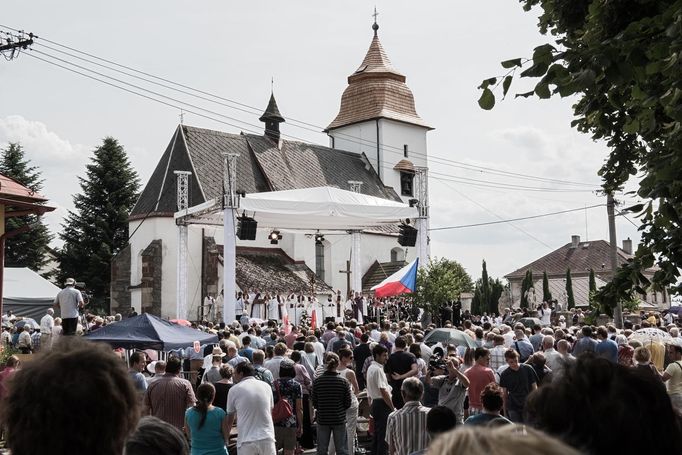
[
  {"x1": 1, "y1": 24, "x2": 601, "y2": 190},
  {"x1": 430, "y1": 203, "x2": 605, "y2": 231},
  {"x1": 27, "y1": 48, "x2": 597, "y2": 195}
]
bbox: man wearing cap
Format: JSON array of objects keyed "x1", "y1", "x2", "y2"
[{"x1": 53, "y1": 278, "x2": 84, "y2": 336}]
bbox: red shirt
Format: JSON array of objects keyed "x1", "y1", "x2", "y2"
[{"x1": 464, "y1": 364, "x2": 495, "y2": 409}]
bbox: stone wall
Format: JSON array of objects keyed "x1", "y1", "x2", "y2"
[
  {"x1": 110, "y1": 244, "x2": 131, "y2": 316},
  {"x1": 141, "y1": 240, "x2": 163, "y2": 316}
]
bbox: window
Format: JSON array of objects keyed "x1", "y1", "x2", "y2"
[
  {"x1": 391, "y1": 247, "x2": 406, "y2": 262},
  {"x1": 403, "y1": 144, "x2": 409, "y2": 158},
  {"x1": 315, "y1": 241, "x2": 325, "y2": 282},
  {"x1": 400, "y1": 172, "x2": 414, "y2": 197}
]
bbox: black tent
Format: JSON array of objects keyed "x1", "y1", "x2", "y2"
[{"x1": 83, "y1": 313, "x2": 218, "y2": 350}]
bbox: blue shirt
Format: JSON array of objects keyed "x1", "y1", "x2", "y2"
[{"x1": 185, "y1": 406, "x2": 228, "y2": 455}]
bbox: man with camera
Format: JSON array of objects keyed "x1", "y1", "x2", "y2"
[
  {"x1": 53, "y1": 277, "x2": 84, "y2": 337},
  {"x1": 424, "y1": 353, "x2": 470, "y2": 424}
]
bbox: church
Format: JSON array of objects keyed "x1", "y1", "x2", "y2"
[{"x1": 110, "y1": 20, "x2": 433, "y2": 320}]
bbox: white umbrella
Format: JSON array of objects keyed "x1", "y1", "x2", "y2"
[{"x1": 630, "y1": 328, "x2": 672, "y2": 344}]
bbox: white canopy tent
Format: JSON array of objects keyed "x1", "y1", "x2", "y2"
[
  {"x1": 3, "y1": 267, "x2": 61, "y2": 321},
  {"x1": 175, "y1": 186, "x2": 420, "y2": 322}
]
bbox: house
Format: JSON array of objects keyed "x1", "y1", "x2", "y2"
[
  {"x1": 111, "y1": 20, "x2": 433, "y2": 319},
  {"x1": 504, "y1": 235, "x2": 669, "y2": 309}
]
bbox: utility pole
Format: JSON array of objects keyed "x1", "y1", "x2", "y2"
[
  {"x1": 0, "y1": 30, "x2": 34, "y2": 60},
  {"x1": 607, "y1": 193, "x2": 624, "y2": 328}
]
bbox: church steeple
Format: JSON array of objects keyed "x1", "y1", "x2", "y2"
[
  {"x1": 259, "y1": 92, "x2": 285, "y2": 142},
  {"x1": 325, "y1": 21, "x2": 431, "y2": 132}
]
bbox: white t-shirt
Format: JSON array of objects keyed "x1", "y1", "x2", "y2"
[
  {"x1": 226, "y1": 376, "x2": 275, "y2": 447},
  {"x1": 53, "y1": 287, "x2": 83, "y2": 319},
  {"x1": 665, "y1": 360, "x2": 682, "y2": 395},
  {"x1": 366, "y1": 360, "x2": 391, "y2": 400},
  {"x1": 40, "y1": 314, "x2": 54, "y2": 334}
]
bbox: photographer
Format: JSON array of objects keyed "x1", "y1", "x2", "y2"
[{"x1": 425, "y1": 354, "x2": 470, "y2": 424}]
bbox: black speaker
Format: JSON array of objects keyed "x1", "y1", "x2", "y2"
[
  {"x1": 398, "y1": 223, "x2": 418, "y2": 247},
  {"x1": 237, "y1": 216, "x2": 257, "y2": 240}
]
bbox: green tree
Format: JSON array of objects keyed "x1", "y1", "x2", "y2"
[
  {"x1": 481, "y1": 260, "x2": 491, "y2": 313},
  {"x1": 0, "y1": 143, "x2": 53, "y2": 272},
  {"x1": 589, "y1": 269, "x2": 597, "y2": 294},
  {"x1": 520, "y1": 269, "x2": 534, "y2": 309},
  {"x1": 542, "y1": 270, "x2": 552, "y2": 302},
  {"x1": 479, "y1": 1, "x2": 682, "y2": 311},
  {"x1": 566, "y1": 268, "x2": 576, "y2": 310},
  {"x1": 414, "y1": 257, "x2": 473, "y2": 317},
  {"x1": 57, "y1": 137, "x2": 140, "y2": 312}
]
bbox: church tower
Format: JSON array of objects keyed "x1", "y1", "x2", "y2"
[{"x1": 325, "y1": 19, "x2": 432, "y2": 202}]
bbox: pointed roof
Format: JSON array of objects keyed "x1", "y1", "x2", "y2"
[
  {"x1": 259, "y1": 92, "x2": 285, "y2": 123},
  {"x1": 326, "y1": 23, "x2": 432, "y2": 131}
]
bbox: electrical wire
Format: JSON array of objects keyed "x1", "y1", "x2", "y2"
[
  {"x1": 0, "y1": 24, "x2": 602, "y2": 190},
  {"x1": 430, "y1": 204, "x2": 605, "y2": 231}
]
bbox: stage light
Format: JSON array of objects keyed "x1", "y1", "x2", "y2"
[
  {"x1": 315, "y1": 233, "x2": 324, "y2": 245},
  {"x1": 269, "y1": 230, "x2": 282, "y2": 245}
]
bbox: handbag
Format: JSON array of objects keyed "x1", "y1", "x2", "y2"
[{"x1": 272, "y1": 381, "x2": 294, "y2": 423}]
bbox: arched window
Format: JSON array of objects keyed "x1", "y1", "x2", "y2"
[{"x1": 391, "y1": 247, "x2": 406, "y2": 262}]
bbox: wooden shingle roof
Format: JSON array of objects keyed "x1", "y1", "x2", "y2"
[{"x1": 326, "y1": 28, "x2": 431, "y2": 131}]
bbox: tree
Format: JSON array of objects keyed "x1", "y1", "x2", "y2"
[
  {"x1": 542, "y1": 270, "x2": 552, "y2": 302},
  {"x1": 589, "y1": 269, "x2": 597, "y2": 294},
  {"x1": 566, "y1": 268, "x2": 576, "y2": 310},
  {"x1": 0, "y1": 143, "x2": 53, "y2": 272},
  {"x1": 58, "y1": 137, "x2": 140, "y2": 312},
  {"x1": 481, "y1": 260, "x2": 491, "y2": 312},
  {"x1": 413, "y1": 257, "x2": 473, "y2": 316},
  {"x1": 520, "y1": 269, "x2": 534, "y2": 309},
  {"x1": 479, "y1": 1, "x2": 682, "y2": 311}
]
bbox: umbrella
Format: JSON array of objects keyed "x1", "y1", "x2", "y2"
[
  {"x1": 169, "y1": 319, "x2": 191, "y2": 327},
  {"x1": 14, "y1": 318, "x2": 39, "y2": 330},
  {"x1": 630, "y1": 328, "x2": 672, "y2": 344},
  {"x1": 424, "y1": 328, "x2": 477, "y2": 348},
  {"x1": 664, "y1": 306, "x2": 682, "y2": 317}
]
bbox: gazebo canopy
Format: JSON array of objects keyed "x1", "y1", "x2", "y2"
[{"x1": 176, "y1": 186, "x2": 418, "y2": 230}]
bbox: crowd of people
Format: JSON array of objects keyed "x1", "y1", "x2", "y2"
[{"x1": 1, "y1": 279, "x2": 682, "y2": 454}]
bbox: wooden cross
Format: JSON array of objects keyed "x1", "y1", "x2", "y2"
[
  {"x1": 339, "y1": 260, "x2": 352, "y2": 299},
  {"x1": 372, "y1": 7, "x2": 379, "y2": 24}
]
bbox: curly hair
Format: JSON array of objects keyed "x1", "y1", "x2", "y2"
[{"x1": 3, "y1": 337, "x2": 139, "y2": 455}]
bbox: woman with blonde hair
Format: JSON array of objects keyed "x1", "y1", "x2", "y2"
[{"x1": 427, "y1": 425, "x2": 580, "y2": 455}]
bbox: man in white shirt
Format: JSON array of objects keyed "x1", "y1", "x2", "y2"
[
  {"x1": 366, "y1": 344, "x2": 394, "y2": 455},
  {"x1": 53, "y1": 278, "x2": 84, "y2": 336},
  {"x1": 226, "y1": 362, "x2": 276, "y2": 454},
  {"x1": 40, "y1": 308, "x2": 55, "y2": 351},
  {"x1": 264, "y1": 342, "x2": 287, "y2": 380}
]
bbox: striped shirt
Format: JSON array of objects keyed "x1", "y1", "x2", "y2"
[
  {"x1": 144, "y1": 373, "x2": 196, "y2": 429},
  {"x1": 385, "y1": 401, "x2": 430, "y2": 455},
  {"x1": 311, "y1": 371, "x2": 351, "y2": 425}
]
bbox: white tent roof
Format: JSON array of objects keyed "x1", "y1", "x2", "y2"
[
  {"x1": 4, "y1": 267, "x2": 60, "y2": 301},
  {"x1": 177, "y1": 186, "x2": 418, "y2": 230}
]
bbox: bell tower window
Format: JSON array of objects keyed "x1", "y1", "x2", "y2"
[{"x1": 400, "y1": 172, "x2": 414, "y2": 197}]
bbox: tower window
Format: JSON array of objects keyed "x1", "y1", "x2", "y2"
[
  {"x1": 403, "y1": 144, "x2": 409, "y2": 158},
  {"x1": 400, "y1": 172, "x2": 414, "y2": 197}
]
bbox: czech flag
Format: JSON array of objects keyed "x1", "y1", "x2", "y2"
[{"x1": 371, "y1": 258, "x2": 419, "y2": 298}]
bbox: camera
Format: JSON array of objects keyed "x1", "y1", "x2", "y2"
[{"x1": 428, "y1": 351, "x2": 447, "y2": 372}]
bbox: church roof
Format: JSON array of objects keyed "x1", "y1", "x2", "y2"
[
  {"x1": 504, "y1": 240, "x2": 635, "y2": 280},
  {"x1": 130, "y1": 124, "x2": 401, "y2": 219},
  {"x1": 326, "y1": 26, "x2": 432, "y2": 131}
]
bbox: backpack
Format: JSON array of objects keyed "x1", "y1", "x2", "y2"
[{"x1": 272, "y1": 381, "x2": 293, "y2": 424}]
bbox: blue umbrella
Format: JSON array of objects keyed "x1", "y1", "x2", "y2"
[{"x1": 14, "y1": 318, "x2": 39, "y2": 330}]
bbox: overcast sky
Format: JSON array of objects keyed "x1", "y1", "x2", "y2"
[{"x1": 0, "y1": 1, "x2": 642, "y2": 281}]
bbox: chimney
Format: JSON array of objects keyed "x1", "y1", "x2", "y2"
[
  {"x1": 622, "y1": 237, "x2": 633, "y2": 255},
  {"x1": 571, "y1": 235, "x2": 580, "y2": 248}
]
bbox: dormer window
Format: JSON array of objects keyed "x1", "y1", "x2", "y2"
[{"x1": 400, "y1": 172, "x2": 414, "y2": 197}]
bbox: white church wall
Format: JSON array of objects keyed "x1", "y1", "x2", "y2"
[
  {"x1": 328, "y1": 122, "x2": 380, "y2": 177},
  {"x1": 378, "y1": 119, "x2": 428, "y2": 203}
]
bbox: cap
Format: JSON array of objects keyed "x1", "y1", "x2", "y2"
[{"x1": 65, "y1": 278, "x2": 76, "y2": 286}]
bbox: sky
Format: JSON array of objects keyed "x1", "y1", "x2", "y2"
[{"x1": 0, "y1": 1, "x2": 643, "y2": 281}]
